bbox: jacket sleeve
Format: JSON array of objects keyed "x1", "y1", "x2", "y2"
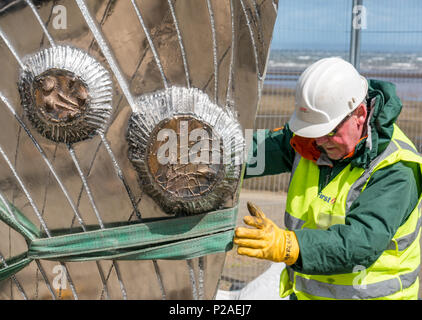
[
  {"x1": 292, "y1": 161, "x2": 420, "y2": 275},
  {"x1": 244, "y1": 124, "x2": 296, "y2": 179}
]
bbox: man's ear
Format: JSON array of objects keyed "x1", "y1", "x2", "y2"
[{"x1": 356, "y1": 103, "x2": 368, "y2": 126}]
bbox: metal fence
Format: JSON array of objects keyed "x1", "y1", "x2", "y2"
[{"x1": 220, "y1": 0, "x2": 422, "y2": 296}]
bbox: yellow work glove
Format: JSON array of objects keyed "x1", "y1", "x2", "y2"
[{"x1": 234, "y1": 201, "x2": 300, "y2": 265}]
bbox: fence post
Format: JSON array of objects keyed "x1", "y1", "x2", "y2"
[{"x1": 349, "y1": 0, "x2": 364, "y2": 70}]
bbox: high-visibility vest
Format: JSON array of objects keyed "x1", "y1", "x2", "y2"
[{"x1": 281, "y1": 124, "x2": 422, "y2": 300}]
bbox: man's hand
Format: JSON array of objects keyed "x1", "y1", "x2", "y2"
[{"x1": 234, "y1": 201, "x2": 299, "y2": 265}]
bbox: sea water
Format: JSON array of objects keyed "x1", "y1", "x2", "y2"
[{"x1": 265, "y1": 50, "x2": 422, "y2": 102}]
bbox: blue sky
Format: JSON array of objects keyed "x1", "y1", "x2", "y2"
[{"x1": 271, "y1": 0, "x2": 422, "y2": 52}]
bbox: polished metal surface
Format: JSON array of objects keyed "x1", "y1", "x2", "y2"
[{"x1": 0, "y1": 0, "x2": 278, "y2": 299}]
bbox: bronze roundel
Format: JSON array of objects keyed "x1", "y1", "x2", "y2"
[
  {"x1": 147, "y1": 116, "x2": 224, "y2": 200},
  {"x1": 32, "y1": 69, "x2": 88, "y2": 124},
  {"x1": 127, "y1": 87, "x2": 244, "y2": 216},
  {"x1": 19, "y1": 46, "x2": 113, "y2": 144}
]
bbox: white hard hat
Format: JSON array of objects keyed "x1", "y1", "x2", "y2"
[{"x1": 288, "y1": 57, "x2": 368, "y2": 138}]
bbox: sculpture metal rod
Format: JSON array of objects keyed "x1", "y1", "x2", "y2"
[
  {"x1": 186, "y1": 259, "x2": 199, "y2": 300},
  {"x1": 94, "y1": 261, "x2": 111, "y2": 300},
  {"x1": 239, "y1": 0, "x2": 261, "y2": 80},
  {"x1": 226, "y1": 0, "x2": 236, "y2": 108},
  {"x1": 75, "y1": 142, "x2": 102, "y2": 213},
  {"x1": 24, "y1": 0, "x2": 56, "y2": 47},
  {"x1": 198, "y1": 256, "x2": 205, "y2": 300},
  {"x1": 152, "y1": 260, "x2": 166, "y2": 300},
  {"x1": 34, "y1": 260, "x2": 57, "y2": 299},
  {"x1": 0, "y1": 0, "x2": 20, "y2": 14},
  {"x1": 272, "y1": 0, "x2": 278, "y2": 13},
  {"x1": 112, "y1": 260, "x2": 127, "y2": 300},
  {"x1": 99, "y1": 133, "x2": 142, "y2": 221},
  {"x1": 88, "y1": 0, "x2": 115, "y2": 53},
  {"x1": 206, "y1": 0, "x2": 218, "y2": 103},
  {"x1": 67, "y1": 145, "x2": 105, "y2": 229},
  {"x1": 75, "y1": 0, "x2": 137, "y2": 111},
  {"x1": 0, "y1": 28, "x2": 25, "y2": 69},
  {"x1": 58, "y1": 261, "x2": 78, "y2": 299},
  {"x1": 0, "y1": 252, "x2": 28, "y2": 299},
  {"x1": 201, "y1": 45, "x2": 231, "y2": 103},
  {"x1": 130, "y1": 0, "x2": 169, "y2": 89},
  {"x1": 167, "y1": 0, "x2": 190, "y2": 88},
  {"x1": 40, "y1": 143, "x2": 58, "y2": 222}
]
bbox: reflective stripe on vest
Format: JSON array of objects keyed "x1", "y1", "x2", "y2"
[
  {"x1": 293, "y1": 265, "x2": 420, "y2": 300},
  {"x1": 345, "y1": 141, "x2": 398, "y2": 212},
  {"x1": 285, "y1": 211, "x2": 306, "y2": 230},
  {"x1": 386, "y1": 207, "x2": 422, "y2": 251},
  {"x1": 288, "y1": 152, "x2": 302, "y2": 186},
  {"x1": 346, "y1": 139, "x2": 422, "y2": 212},
  {"x1": 285, "y1": 153, "x2": 305, "y2": 230}
]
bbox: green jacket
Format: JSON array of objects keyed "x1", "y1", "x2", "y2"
[{"x1": 245, "y1": 79, "x2": 421, "y2": 275}]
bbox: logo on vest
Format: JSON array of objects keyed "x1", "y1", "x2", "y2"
[{"x1": 318, "y1": 192, "x2": 336, "y2": 204}]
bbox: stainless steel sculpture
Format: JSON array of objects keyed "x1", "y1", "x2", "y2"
[{"x1": 0, "y1": 0, "x2": 279, "y2": 299}]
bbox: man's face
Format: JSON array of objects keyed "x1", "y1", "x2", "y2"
[{"x1": 314, "y1": 105, "x2": 367, "y2": 160}]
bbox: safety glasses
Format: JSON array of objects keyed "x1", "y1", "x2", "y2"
[{"x1": 326, "y1": 112, "x2": 354, "y2": 137}]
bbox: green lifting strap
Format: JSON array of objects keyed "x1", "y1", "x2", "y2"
[{"x1": 0, "y1": 197, "x2": 238, "y2": 282}]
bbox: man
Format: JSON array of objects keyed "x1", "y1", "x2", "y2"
[{"x1": 234, "y1": 57, "x2": 422, "y2": 300}]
